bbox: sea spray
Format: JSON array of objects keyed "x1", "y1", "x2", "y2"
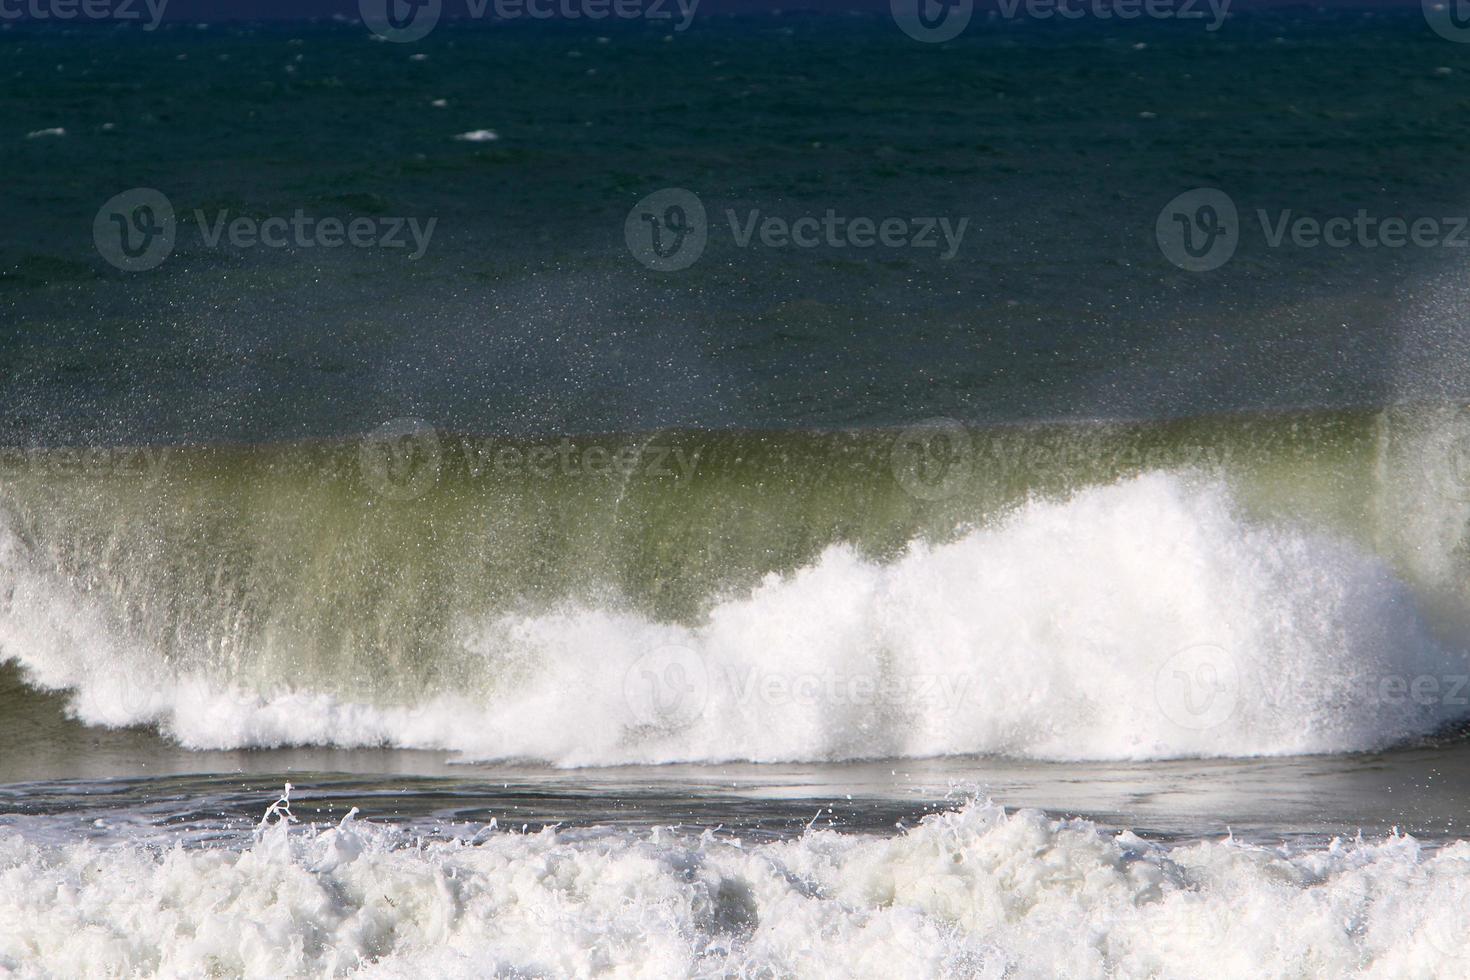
[
  {"x1": 1, "y1": 794, "x2": 1468, "y2": 978},
  {"x1": 3, "y1": 469, "x2": 1467, "y2": 764}
]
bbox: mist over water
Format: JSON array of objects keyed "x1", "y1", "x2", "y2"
[
  {"x1": 8, "y1": 8, "x2": 1470, "y2": 446},
  {"x1": 4, "y1": 407, "x2": 1470, "y2": 765}
]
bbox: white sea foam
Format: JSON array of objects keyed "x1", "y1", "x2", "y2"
[
  {"x1": 1, "y1": 798, "x2": 1468, "y2": 978},
  {"x1": 453, "y1": 129, "x2": 499, "y2": 142},
  {"x1": 2, "y1": 472, "x2": 1467, "y2": 764}
]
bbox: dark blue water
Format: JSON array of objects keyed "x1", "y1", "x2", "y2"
[{"x1": 5, "y1": 8, "x2": 1470, "y2": 446}]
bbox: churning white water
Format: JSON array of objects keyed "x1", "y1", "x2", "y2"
[
  {"x1": 2, "y1": 471, "x2": 1466, "y2": 765},
  {"x1": 2, "y1": 794, "x2": 1469, "y2": 979}
]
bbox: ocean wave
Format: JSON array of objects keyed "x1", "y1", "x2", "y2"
[
  {"x1": 2, "y1": 796, "x2": 1467, "y2": 978},
  {"x1": 3, "y1": 469, "x2": 1466, "y2": 763}
]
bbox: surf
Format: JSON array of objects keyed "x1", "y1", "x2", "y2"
[
  {"x1": 3, "y1": 404, "x2": 1470, "y2": 764},
  {"x1": 2, "y1": 792, "x2": 1466, "y2": 979}
]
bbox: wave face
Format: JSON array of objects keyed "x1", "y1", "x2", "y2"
[
  {"x1": 3, "y1": 798, "x2": 1470, "y2": 979},
  {"x1": 4, "y1": 406, "x2": 1470, "y2": 763}
]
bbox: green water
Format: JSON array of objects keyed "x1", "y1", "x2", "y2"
[{"x1": 1, "y1": 405, "x2": 1468, "y2": 705}]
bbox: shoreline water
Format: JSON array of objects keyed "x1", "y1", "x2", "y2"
[{"x1": 5, "y1": 788, "x2": 1470, "y2": 978}]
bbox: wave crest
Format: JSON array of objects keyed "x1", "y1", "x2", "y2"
[{"x1": 3, "y1": 471, "x2": 1465, "y2": 763}]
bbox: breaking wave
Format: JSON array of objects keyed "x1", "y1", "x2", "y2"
[{"x1": 5, "y1": 405, "x2": 1470, "y2": 763}]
